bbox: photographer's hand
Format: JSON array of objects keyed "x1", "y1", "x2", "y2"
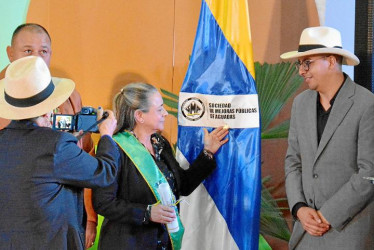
[
  {"x1": 73, "y1": 130, "x2": 84, "y2": 138},
  {"x1": 96, "y1": 106, "x2": 104, "y2": 120},
  {"x1": 98, "y1": 110, "x2": 117, "y2": 137}
]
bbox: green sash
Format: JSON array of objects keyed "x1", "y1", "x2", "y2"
[{"x1": 113, "y1": 131, "x2": 185, "y2": 250}]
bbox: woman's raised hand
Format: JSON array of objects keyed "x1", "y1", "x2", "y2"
[{"x1": 203, "y1": 126, "x2": 229, "y2": 154}]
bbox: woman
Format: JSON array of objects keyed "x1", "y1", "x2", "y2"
[{"x1": 93, "y1": 83, "x2": 228, "y2": 250}]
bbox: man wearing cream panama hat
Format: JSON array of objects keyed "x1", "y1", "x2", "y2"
[
  {"x1": 0, "y1": 56, "x2": 120, "y2": 249},
  {"x1": 0, "y1": 23, "x2": 99, "y2": 248},
  {"x1": 282, "y1": 26, "x2": 374, "y2": 250}
]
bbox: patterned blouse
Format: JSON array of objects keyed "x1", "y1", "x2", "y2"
[{"x1": 150, "y1": 133, "x2": 177, "y2": 196}]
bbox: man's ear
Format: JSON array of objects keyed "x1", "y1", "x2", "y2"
[
  {"x1": 327, "y1": 55, "x2": 337, "y2": 69},
  {"x1": 34, "y1": 113, "x2": 51, "y2": 127},
  {"x1": 6, "y1": 46, "x2": 13, "y2": 62}
]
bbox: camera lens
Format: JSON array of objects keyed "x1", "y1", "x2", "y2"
[{"x1": 81, "y1": 107, "x2": 94, "y2": 114}]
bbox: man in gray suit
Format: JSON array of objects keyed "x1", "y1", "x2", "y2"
[
  {"x1": 281, "y1": 26, "x2": 374, "y2": 249},
  {"x1": 0, "y1": 56, "x2": 119, "y2": 249}
]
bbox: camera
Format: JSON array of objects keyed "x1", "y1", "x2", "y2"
[{"x1": 52, "y1": 107, "x2": 99, "y2": 133}]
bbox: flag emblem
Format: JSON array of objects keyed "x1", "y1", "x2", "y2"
[{"x1": 181, "y1": 97, "x2": 205, "y2": 121}]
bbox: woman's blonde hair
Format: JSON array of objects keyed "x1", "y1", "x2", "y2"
[{"x1": 113, "y1": 82, "x2": 157, "y2": 133}]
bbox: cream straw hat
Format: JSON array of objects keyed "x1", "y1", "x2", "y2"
[
  {"x1": 281, "y1": 26, "x2": 359, "y2": 66},
  {"x1": 0, "y1": 56, "x2": 75, "y2": 119}
]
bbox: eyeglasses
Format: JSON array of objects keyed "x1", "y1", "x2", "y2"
[{"x1": 295, "y1": 56, "x2": 327, "y2": 71}]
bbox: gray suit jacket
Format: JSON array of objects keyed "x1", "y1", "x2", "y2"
[
  {"x1": 0, "y1": 120, "x2": 120, "y2": 250},
  {"x1": 285, "y1": 75, "x2": 374, "y2": 250}
]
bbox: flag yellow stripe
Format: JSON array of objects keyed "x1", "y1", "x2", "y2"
[{"x1": 205, "y1": 0, "x2": 255, "y2": 78}]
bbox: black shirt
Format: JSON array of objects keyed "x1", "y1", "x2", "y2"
[
  {"x1": 292, "y1": 74, "x2": 346, "y2": 218},
  {"x1": 316, "y1": 75, "x2": 346, "y2": 144}
]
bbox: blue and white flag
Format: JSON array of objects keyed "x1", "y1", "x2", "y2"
[{"x1": 177, "y1": 0, "x2": 262, "y2": 249}]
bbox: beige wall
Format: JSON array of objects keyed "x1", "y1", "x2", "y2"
[
  {"x1": 249, "y1": 0, "x2": 319, "y2": 63},
  {"x1": 27, "y1": 0, "x2": 182, "y2": 142},
  {"x1": 26, "y1": 0, "x2": 319, "y2": 141}
]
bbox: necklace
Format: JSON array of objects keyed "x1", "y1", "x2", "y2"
[{"x1": 130, "y1": 131, "x2": 154, "y2": 156}]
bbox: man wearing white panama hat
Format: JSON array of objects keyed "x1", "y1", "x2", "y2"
[
  {"x1": 282, "y1": 26, "x2": 374, "y2": 249},
  {"x1": 0, "y1": 23, "x2": 99, "y2": 248},
  {"x1": 0, "y1": 56, "x2": 120, "y2": 249}
]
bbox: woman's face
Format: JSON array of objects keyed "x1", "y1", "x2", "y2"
[{"x1": 141, "y1": 91, "x2": 168, "y2": 133}]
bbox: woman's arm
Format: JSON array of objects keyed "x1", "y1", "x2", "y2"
[
  {"x1": 92, "y1": 153, "x2": 151, "y2": 226},
  {"x1": 165, "y1": 126, "x2": 229, "y2": 196}
]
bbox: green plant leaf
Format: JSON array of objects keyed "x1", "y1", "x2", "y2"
[
  {"x1": 161, "y1": 88, "x2": 179, "y2": 118},
  {"x1": 260, "y1": 176, "x2": 291, "y2": 241},
  {"x1": 160, "y1": 88, "x2": 179, "y2": 101},
  {"x1": 255, "y1": 62, "x2": 302, "y2": 132},
  {"x1": 167, "y1": 110, "x2": 178, "y2": 118},
  {"x1": 261, "y1": 120, "x2": 290, "y2": 139},
  {"x1": 255, "y1": 62, "x2": 300, "y2": 241},
  {"x1": 163, "y1": 97, "x2": 179, "y2": 110}
]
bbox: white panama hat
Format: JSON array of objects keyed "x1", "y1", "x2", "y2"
[
  {"x1": 280, "y1": 26, "x2": 359, "y2": 66},
  {"x1": 0, "y1": 56, "x2": 75, "y2": 120}
]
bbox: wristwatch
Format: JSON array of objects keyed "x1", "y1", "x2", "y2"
[{"x1": 202, "y1": 148, "x2": 214, "y2": 160}]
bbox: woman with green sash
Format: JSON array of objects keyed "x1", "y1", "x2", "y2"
[{"x1": 93, "y1": 83, "x2": 228, "y2": 250}]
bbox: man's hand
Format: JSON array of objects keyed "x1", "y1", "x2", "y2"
[
  {"x1": 98, "y1": 110, "x2": 117, "y2": 137},
  {"x1": 317, "y1": 210, "x2": 330, "y2": 225},
  {"x1": 85, "y1": 221, "x2": 97, "y2": 249},
  {"x1": 73, "y1": 130, "x2": 84, "y2": 138},
  {"x1": 297, "y1": 207, "x2": 330, "y2": 236}
]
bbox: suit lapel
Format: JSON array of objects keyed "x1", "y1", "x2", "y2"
[{"x1": 314, "y1": 77, "x2": 355, "y2": 164}]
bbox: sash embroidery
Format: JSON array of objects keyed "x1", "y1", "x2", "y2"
[{"x1": 113, "y1": 131, "x2": 185, "y2": 250}]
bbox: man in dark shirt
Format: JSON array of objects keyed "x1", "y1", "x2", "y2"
[{"x1": 281, "y1": 26, "x2": 374, "y2": 249}]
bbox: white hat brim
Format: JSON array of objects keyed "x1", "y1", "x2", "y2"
[
  {"x1": 280, "y1": 48, "x2": 360, "y2": 66},
  {"x1": 0, "y1": 77, "x2": 75, "y2": 120}
]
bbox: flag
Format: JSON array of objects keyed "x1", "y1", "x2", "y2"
[{"x1": 177, "y1": 0, "x2": 262, "y2": 249}]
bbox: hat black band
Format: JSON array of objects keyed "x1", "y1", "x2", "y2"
[
  {"x1": 298, "y1": 44, "x2": 343, "y2": 52},
  {"x1": 4, "y1": 80, "x2": 55, "y2": 107}
]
